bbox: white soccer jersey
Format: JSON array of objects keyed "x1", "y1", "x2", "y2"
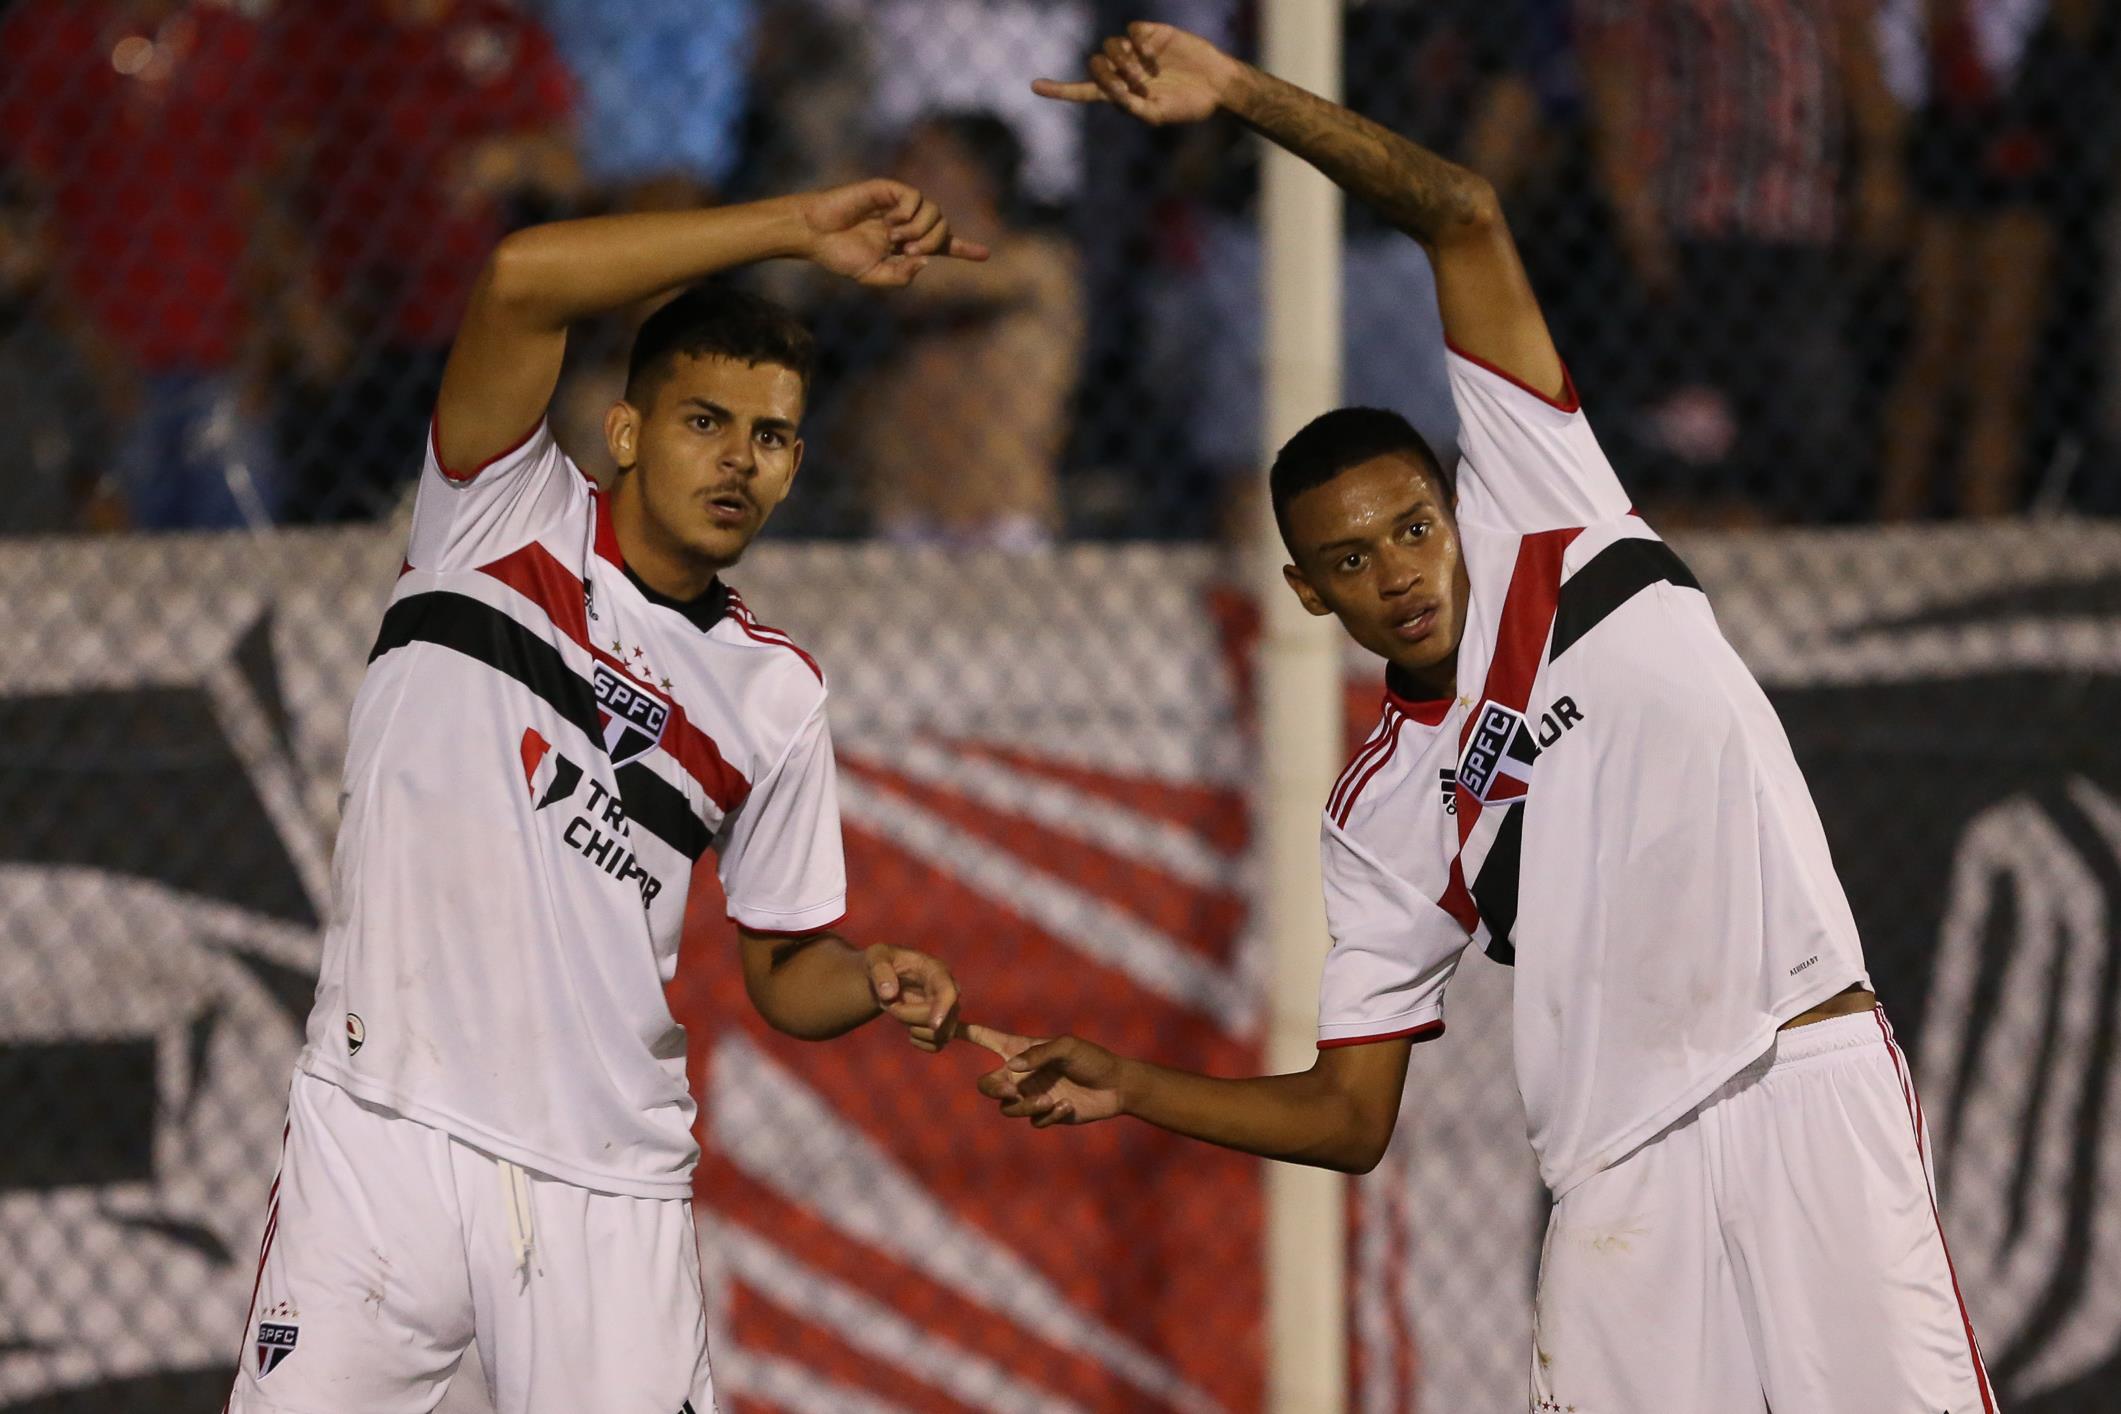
[
  {"x1": 299, "y1": 419, "x2": 846, "y2": 1199},
  {"x1": 1317, "y1": 345, "x2": 1870, "y2": 1197}
]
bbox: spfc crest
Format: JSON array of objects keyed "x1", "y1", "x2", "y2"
[
  {"x1": 592, "y1": 663, "x2": 669, "y2": 766},
  {"x1": 255, "y1": 1303, "x2": 299, "y2": 1377},
  {"x1": 1457, "y1": 701, "x2": 1540, "y2": 805}
]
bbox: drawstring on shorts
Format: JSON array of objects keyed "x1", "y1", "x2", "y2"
[{"x1": 500, "y1": 1159, "x2": 540, "y2": 1286}]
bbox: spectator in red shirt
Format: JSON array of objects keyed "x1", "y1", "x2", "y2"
[
  {"x1": 0, "y1": 0, "x2": 282, "y2": 529},
  {"x1": 269, "y1": 0, "x2": 583, "y2": 521}
]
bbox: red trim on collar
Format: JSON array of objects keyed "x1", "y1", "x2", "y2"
[
  {"x1": 1444, "y1": 338, "x2": 1581, "y2": 413},
  {"x1": 1383, "y1": 685, "x2": 1453, "y2": 725}
]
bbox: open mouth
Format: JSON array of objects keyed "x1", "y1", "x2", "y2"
[
  {"x1": 704, "y1": 491, "x2": 752, "y2": 526},
  {"x1": 1391, "y1": 605, "x2": 1439, "y2": 643}
]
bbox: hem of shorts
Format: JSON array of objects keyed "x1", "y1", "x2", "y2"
[
  {"x1": 1541, "y1": 968, "x2": 1864, "y2": 1199},
  {"x1": 297, "y1": 1053, "x2": 696, "y2": 1201}
]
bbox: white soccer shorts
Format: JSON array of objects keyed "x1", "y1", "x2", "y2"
[
  {"x1": 225, "y1": 1071, "x2": 716, "y2": 1414},
  {"x1": 1530, "y1": 1009, "x2": 1996, "y2": 1413}
]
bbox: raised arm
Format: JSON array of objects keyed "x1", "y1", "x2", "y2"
[
  {"x1": 437, "y1": 182, "x2": 990, "y2": 472},
  {"x1": 1036, "y1": 21, "x2": 1564, "y2": 400},
  {"x1": 969, "y1": 1025, "x2": 1414, "y2": 1174}
]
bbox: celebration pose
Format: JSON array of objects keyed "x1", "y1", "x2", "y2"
[
  {"x1": 229, "y1": 183, "x2": 984, "y2": 1414},
  {"x1": 976, "y1": 24, "x2": 1993, "y2": 1413}
]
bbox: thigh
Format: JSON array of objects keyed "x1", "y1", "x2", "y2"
[
  {"x1": 1724, "y1": 1013, "x2": 1996, "y2": 1413},
  {"x1": 226, "y1": 1073, "x2": 475, "y2": 1414},
  {"x1": 463, "y1": 1157, "x2": 715, "y2": 1414},
  {"x1": 1532, "y1": 1112, "x2": 1766, "y2": 1414}
]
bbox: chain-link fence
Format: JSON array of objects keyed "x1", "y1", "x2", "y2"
[{"x1": 2, "y1": 1, "x2": 2119, "y2": 1412}]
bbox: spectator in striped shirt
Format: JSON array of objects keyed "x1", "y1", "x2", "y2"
[{"x1": 1577, "y1": 0, "x2": 1906, "y2": 522}]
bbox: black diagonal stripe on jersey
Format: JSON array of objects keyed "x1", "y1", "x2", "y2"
[
  {"x1": 370, "y1": 592, "x2": 712, "y2": 861},
  {"x1": 1548, "y1": 537, "x2": 1702, "y2": 661},
  {"x1": 1472, "y1": 803, "x2": 1524, "y2": 966}
]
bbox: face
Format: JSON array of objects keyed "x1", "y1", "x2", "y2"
[
  {"x1": 605, "y1": 353, "x2": 805, "y2": 572},
  {"x1": 1281, "y1": 453, "x2": 1471, "y2": 697}
]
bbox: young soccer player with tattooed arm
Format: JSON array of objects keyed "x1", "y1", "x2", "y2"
[{"x1": 975, "y1": 24, "x2": 1993, "y2": 1414}]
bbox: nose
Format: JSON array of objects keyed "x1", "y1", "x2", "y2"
[
  {"x1": 1377, "y1": 543, "x2": 1423, "y2": 598},
  {"x1": 720, "y1": 431, "x2": 755, "y2": 476}
]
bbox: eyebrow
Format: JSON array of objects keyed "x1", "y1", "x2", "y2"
[
  {"x1": 1312, "y1": 499, "x2": 1436, "y2": 557},
  {"x1": 678, "y1": 398, "x2": 797, "y2": 436}
]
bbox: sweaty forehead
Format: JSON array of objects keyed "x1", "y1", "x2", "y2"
[
  {"x1": 650, "y1": 353, "x2": 806, "y2": 422},
  {"x1": 1287, "y1": 453, "x2": 1450, "y2": 551}
]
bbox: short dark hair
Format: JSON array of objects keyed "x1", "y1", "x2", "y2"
[
  {"x1": 625, "y1": 283, "x2": 816, "y2": 407},
  {"x1": 1269, "y1": 406, "x2": 1451, "y2": 554}
]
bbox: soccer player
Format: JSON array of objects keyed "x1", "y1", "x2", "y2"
[
  {"x1": 973, "y1": 23, "x2": 1995, "y2": 1413},
  {"x1": 227, "y1": 182, "x2": 987, "y2": 1413}
]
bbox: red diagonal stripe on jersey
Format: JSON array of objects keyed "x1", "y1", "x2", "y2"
[
  {"x1": 479, "y1": 542, "x2": 750, "y2": 813},
  {"x1": 941, "y1": 739, "x2": 1248, "y2": 854},
  {"x1": 840, "y1": 755, "x2": 1244, "y2": 957},
  {"x1": 1453, "y1": 527, "x2": 1580, "y2": 848}
]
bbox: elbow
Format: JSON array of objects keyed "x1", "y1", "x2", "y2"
[
  {"x1": 477, "y1": 231, "x2": 542, "y2": 311},
  {"x1": 1440, "y1": 175, "x2": 1507, "y2": 245}
]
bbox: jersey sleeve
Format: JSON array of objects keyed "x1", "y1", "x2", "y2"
[
  {"x1": 1316, "y1": 818, "x2": 1472, "y2": 1047},
  {"x1": 404, "y1": 416, "x2": 579, "y2": 572},
  {"x1": 716, "y1": 693, "x2": 849, "y2": 936},
  {"x1": 1446, "y1": 342, "x2": 1634, "y2": 531}
]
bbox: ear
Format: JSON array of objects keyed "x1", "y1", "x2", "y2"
[
  {"x1": 1282, "y1": 563, "x2": 1333, "y2": 617},
  {"x1": 604, "y1": 400, "x2": 640, "y2": 472}
]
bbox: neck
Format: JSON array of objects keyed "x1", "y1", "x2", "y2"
[
  {"x1": 610, "y1": 475, "x2": 726, "y2": 601},
  {"x1": 1386, "y1": 655, "x2": 1456, "y2": 703}
]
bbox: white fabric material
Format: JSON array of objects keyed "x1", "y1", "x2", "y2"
[
  {"x1": 1530, "y1": 1011, "x2": 1993, "y2": 1413},
  {"x1": 1317, "y1": 350, "x2": 1870, "y2": 1196},
  {"x1": 227, "y1": 1072, "x2": 718, "y2": 1414},
  {"x1": 300, "y1": 420, "x2": 845, "y2": 1199}
]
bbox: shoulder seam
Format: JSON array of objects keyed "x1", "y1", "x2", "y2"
[{"x1": 725, "y1": 588, "x2": 824, "y2": 683}]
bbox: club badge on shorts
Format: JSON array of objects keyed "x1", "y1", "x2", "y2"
[{"x1": 256, "y1": 1302, "x2": 299, "y2": 1377}]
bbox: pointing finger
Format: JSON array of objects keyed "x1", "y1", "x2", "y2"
[
  {"x1": 962, "y1": 1023, "x2": 1029, "y2": 1059},
  {"x1": 1031, "y1": 77, "x2": 1107, "y2": 105},
  {"x1": 945, "y1": 235, "x2": 991, "y2": 262}
]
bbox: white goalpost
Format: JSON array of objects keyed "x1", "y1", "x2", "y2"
[{"x1": 1256, "y1": 1, "x2": 1348, "y2": 1410}]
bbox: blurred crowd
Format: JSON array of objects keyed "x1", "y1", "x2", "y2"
[{"x1": 0, "y1": 0, "x2": 2116, "y2": 541}]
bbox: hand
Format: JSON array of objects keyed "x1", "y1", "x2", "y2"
[
  {"x1": 1032, "y1": 21, "x2": 1239, "y2": 127},
  {"x1": 864, "y1": 944, "x2": 961, "y2": 1052},
  {"x1": 966, "y1": 1024, "x2": 1127, "y2": 1128},
  {"x1": 796, "y1": 179, "x2": 990, "y2": 288}
]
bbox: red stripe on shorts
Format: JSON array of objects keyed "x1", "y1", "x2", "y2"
[{"x1": 1872, "y1": 1009, "x2": 1997, "y2": 1412}]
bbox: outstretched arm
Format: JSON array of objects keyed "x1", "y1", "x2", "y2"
[
  {"x1": 968, "y1": 1025, "x2": 1413, "y2": 1174},
  {"x1": 739, "y1": 927, "x2": 962, "y2": 1052},
  {"x1": 437, "y1": 182, "x2": 990, "y2": 473},
  {"x1": 1036, "y1": 21, "x2": 1563, "y2": 400}
]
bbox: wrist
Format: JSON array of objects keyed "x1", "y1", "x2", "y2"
[
  {"x1": 1214, "y1": 53, "x2": 1267, "y2": 118},
  {"x1": 1113, "y1": 1056, "x2": 1149, "y2": 1117},
  {"x1": 759, "y1": 194, "x2": 822, "y2": 263}
]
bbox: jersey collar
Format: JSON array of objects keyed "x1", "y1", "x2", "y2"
[
  {"x1": 1383, "y1": 663, "x2": 1454, "y2": 725},
  {"x1": 623, "y1": 566, "x2": 731, "y2": 632}
]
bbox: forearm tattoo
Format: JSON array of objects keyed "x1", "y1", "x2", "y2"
[{"x1": 1234, "y1": 69, "x2": 1488, "y2": 242}]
